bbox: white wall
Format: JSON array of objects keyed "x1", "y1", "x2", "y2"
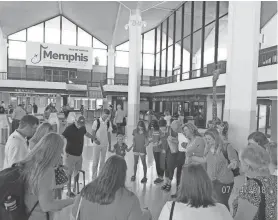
[{"x1": 261, "y1": 13, "x2": 278, "y2": 49}]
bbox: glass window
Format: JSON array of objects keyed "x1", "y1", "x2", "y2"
[
  {"x1": 156, "y1": 28, "x2": 161, "y2": 53},
  {"x1": 161, "y1": 50, "x2": 166, "y2": 71},
  {"x1": 93, "y1": 49, "x2": 107, "y2": 66},
  {"x1": 174, "y1": 43, "x2": 181, "y2": 68},
  {"x1": 175, "y1": 6, "x2": 182, "y2": 42},
  {"x1": 204, "y1": 23, "x2": 215, "y2": 66},
  {"x1": 193, "y1": 1, "x2": 203, "y2": 32},
  {"x1": 167, "y1": 46, "x2": 173, "y2": 71},
  {"x1": 9, "y1": 41, "x2": 26, "y2": 60},
  {"x1": 78, "y1": 28, "x2": 92, "y2": 47},
  {"x1": 143, "y1": 54, "x2": 154, "y2": 70},
  {"x1": 27, "y1": 23, "x2": 43, "y2": 42},
  {"x1": 205, "y1": 2, "x2": 216, "y2": 25},
  {"x1": 93, "y1": 38, "x2": 107, "y2": 49},
  {"x1": 115, "y1": 51, "x2": 129, "y2": 68},
  {"x1": 156, "y1": 52, "x2": 160, "y2": 76},
  {"x1": 45, "y1": 16, "x2": 60, "y2": 44},
  {"x1": 116, "y1": 41, "x2": 129, "y2": 51},
  {"x1": 218, "y1": 16, "x2": 228, "y2": 61},
  {"x1": 192, "y1": 30, "x2": 202, "y2": 74},
  {"x1": 62, "y1": 17, "x2": 76, "y2": 46},
  {"x1": 8, "y1": 30, "x2": 26, "y2": 41},
  {"x1": 168, "y1": 14, "x2": 174, "y2": 46},
  {"x1": 182, "y1": 37, "x2": 191, "y2": 73},
  {"x1": 162, "y1": 22, "x2": 167, "y2": 50},
  {"x1": 144, "y1": 30, "x2": 155, "y2": 54},
  {"x1": 219, "y1": 1, "x2": 228, "y2": 17},
  {"x1": 184, "y1": 2, "x2": 192, "y2": 38}
]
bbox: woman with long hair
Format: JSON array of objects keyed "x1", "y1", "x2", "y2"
[
  {"x1": 232, "y1": 143, "x2": 277, "y2": 220},
  {"x1": 71, "y1": 155, "x2": 152, "y2": 220},
  {"x1": 191, "y1": 128, "x2": 234, "y2": 209},
  {"x1": 29, "y1": 122, "x2": 53, "y2": 150},
  {"x1": 131, "y1": 120, "x2": 149, "y2": 183},
  {"x1": 158, "y1": 164, "x2": 232, "y2": 220},
  {"x1": 23, "y1": 133, "x2": 74, "y2": 220}
]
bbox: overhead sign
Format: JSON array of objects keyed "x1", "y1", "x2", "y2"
[{"x1": 26, "y1": 42, "x2": 93, "y2": 70}]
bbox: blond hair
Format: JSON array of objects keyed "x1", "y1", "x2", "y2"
[
  {"x1": 29, "y1": 122, "x2": 53, "y2": 150},
  {"x1": 21, "y1": 132, "x2": 64, "y2": 195},
  {"x1": 240, "y1": 143, "x2": 270, "y2": 174}
]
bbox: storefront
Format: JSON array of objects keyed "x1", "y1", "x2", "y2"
[{"x1": 152, "y1": 95, "x2": 207, "y2": 128}]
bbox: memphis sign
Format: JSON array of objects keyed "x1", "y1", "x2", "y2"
[{"x1": 26, "y1": 42, "x2": 93, "y2": 70}]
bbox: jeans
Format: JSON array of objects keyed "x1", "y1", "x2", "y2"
[
  {"x1": 153, "y1": 151, "x2": 164, "y2": 178},
  {"x1": 176, "y1": 152, "x2": 186, "y2": 187},
  {"x1": 92, "y1": 145, "x2": 107, "y2": 179},
  {"x1": 165, "y1": 151, "x2": 178, "y2": 181}
]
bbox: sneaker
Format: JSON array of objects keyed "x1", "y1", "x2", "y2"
[{"x1": 141, "y1": 177, "x2": 148, "y2": 183}]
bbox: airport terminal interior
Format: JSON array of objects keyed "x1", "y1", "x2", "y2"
[{"x1": 0, "y1": 1, "x2": 277, "y2": 220}]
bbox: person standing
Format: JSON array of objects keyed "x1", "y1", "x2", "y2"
[
  {"x1": 4, "y1": 115, "x2": 39, "y2": 169},
  {"x1": 114, "y1": 104, "x2": 125, "y2": 135},
  {"x1": 11, "y1": 104, "x2": 27, "y2": 134},
  {"x1": 91, "y1": 109, "x2": 112, "y2": 179},
  {"x1": 62, "y1": 115, "x2": 93, "y2": 197},
  {"x1": 33, "y1": 102, "x2": 38, "y2": 114}
]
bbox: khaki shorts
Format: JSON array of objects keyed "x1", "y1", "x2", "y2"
[
  {"x1": 134, "y1": 152, "x2": 146, "y2": 156},
  {"x1": 64, "y1": 153, "x2": 82, "y2": 177}
]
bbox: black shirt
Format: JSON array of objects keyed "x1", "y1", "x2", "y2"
[{"x1": 62, "y1": 123, "x2": 87, "y2": 156}]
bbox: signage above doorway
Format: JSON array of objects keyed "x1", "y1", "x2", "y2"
[{"x1": 26, "y1": 42, "x2": 93, "y2": 70}]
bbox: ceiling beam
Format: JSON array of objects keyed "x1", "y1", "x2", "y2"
[
  {"x1": 58, "y1": 1, "x2": 63, "y2": 14},
  {"x1": 141, "y1": 1, "x2": 166, "y2": 13},
  {"x1": 111, "y1": 4, "x2": 122, "y2": 46}
]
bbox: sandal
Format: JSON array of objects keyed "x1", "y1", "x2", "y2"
[
  {"x1": 161, "y1": 183, "x2": 168, "y2": 190},
  {"x1": 131, "y1": 175, "x2": 136, "y2": 181},
  {"x1": 141, "y1": 177, "x2": 148, "y2": 183}
]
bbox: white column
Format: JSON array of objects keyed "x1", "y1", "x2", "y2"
[
  {"x1": 0, "y1": 28, "x2": 7, "y2": 77},
  {"x1": 224, "y1": 2, "x2": 261, "y2": 151},
  {"x1": 126, "y1": 9, "x2": 144, "y2": 144},
  {"x1": 107, "y1": 45, "x2": 115, "y2": 85}
]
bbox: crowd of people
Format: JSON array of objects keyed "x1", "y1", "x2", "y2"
[{"x1": 0, "y1": 107, "x2": 277, "y2": 220}]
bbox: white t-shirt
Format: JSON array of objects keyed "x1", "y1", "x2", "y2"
[
  {"x1": 92, "y1": 117, "x2": 112, "y2": 147},
  {"x1": 164, "y1": 115, "x2": 171, "y2": 127},
  {"x1": 159, "y1": 202, "x2": 233, "y2": 220},
  {"x1": 4, "y1": 130, "x2": 28, "y2": 169},
  {"x1": 178, "y1": 133, "x2": 188, "y2": 152}
]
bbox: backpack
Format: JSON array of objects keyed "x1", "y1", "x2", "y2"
[
  {"x1": 222, "y1": 142, "x2": 240, "y2": 177},
  {"x1": 0, "y1": 164, "x2": 38, "y2": 220},
  {"x1": 96, "y1": 118, "x2": 110, "y2": 133}
]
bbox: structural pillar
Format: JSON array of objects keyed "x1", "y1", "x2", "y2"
[
  {"x1": 126, "y1": 9, "x2": 145, "y2": 144},
  {"x1": 270, "y1": 99, "x2": 277, "y2": 142},
  {"x1": 224, "y1": 2, "x2": 261, "y2": 151},
  {"x1": 107, "y1": 45, "x2": 115, "y2": 85},
  {"x1": 0, "y1": 27, "x2": 7, "y2": 76}
]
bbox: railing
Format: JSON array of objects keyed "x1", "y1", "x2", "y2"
[{"x1": 258, "y1": 45, "x2": 277, "y2": 67}]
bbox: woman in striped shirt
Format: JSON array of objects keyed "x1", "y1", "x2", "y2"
[{"x1": 191, "y1": 128, "x2": 234, "y2": 210}]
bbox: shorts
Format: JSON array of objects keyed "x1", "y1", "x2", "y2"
[
  {"x1": 134, "y1": 152, "x2": 146, "y2": 156},
  {"x1": 64, "y1": 153, "x2": 82, "y2": 177}
]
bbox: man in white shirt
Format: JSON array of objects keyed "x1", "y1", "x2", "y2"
[
  {"x1": 114, "y1": 104, "x2": 125, "y2": 135},
  {"x1": 4, "y1": 115, "x2": 39, "y2": 169},
  {"x1": 91, "y1": 109, "x2": 112, "y2": 179}
]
